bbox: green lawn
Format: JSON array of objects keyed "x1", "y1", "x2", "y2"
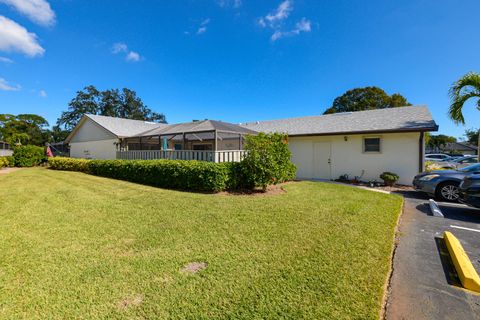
[{"x1": 0, "y1": 168, "x2": 402, "y2": 319}]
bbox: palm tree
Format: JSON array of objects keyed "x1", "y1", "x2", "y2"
[{"x1": 449, "y1": 72, "x2": 480, "y2": 161}]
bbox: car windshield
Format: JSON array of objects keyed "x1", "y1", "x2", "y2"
[{"x1": 458, "y1": 163, "x2": 480, "y2": 172}]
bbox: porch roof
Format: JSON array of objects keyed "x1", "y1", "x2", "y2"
[{"x1": 135, "y1": 119, "x2": 258, "y2": 137}]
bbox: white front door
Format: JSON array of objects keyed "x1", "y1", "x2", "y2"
[{"x1": 313, "y1": 142, "x2": 331, "y2": 179}]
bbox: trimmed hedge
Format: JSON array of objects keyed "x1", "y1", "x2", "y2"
[
  {"x1": 49, "y1": 157, "x2": 232, "y2": 192},
  {"x1": 48, "y1": 134, "x2": 297, "y2": 192},
  {"x1": 13, "y1": 145, "x2": 46, "y2": 167}
]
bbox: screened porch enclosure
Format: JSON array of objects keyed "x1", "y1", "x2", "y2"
[{"x1": 116, "y1": 120, "x2": 257, "y2": 163}]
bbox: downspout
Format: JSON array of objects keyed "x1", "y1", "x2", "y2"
[{"x1": 419, "y1": 132, "x2": 425, "y2": 173}]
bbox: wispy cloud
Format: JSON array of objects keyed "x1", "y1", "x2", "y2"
[
  {"x1": 257, "y1": 1, "x2": 312, "y2": 42},
  {"x1": 112, "y1": 42, "x2": 128, "y2": 54},
  {"x1": 258, "y1": 0, "x2": 292, "y2": 28},
  {"x1": 216, "y1": 0, "x2": 242, "y2": 8},
  {"x1": 197, "y1": 19, "x2": 210, "y2": 35},
  {"x1": 126, "y1": 51, "x2": 140, "y2": 62},
  {"x1": 112, "y1": 42, "x2": 142, "y2": 62},
  {"x1": 39, "y1": 89, "x2": 47, "y2": 97},
  {"x1": 0, "y1": 56, "x2": 13, "y2": 64},
  {"x1": 271, "y1": 17, "x2": 311, "y2": 41},
  {"x1": 0, "y1": 77, "x2": 21, "y2": 91},
  {"x1": 0, "y1": 15, "x2": 45, "y2": 57},
  {"x1": 0, "y1": 0, "x2": 56, "y2": 26}
]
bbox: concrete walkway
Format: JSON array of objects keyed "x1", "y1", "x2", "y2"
[
  {"x1": 0, "y1": 167, "x2": 21, "y2": 175},
  {"x1": 385, "y1": 192, "x2": 480, "y2": 320}
]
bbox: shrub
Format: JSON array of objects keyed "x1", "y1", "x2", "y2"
[
  {"x1": 241, "y1": 133, "x2": 297, "y2": 191},
  {"x1": 0, "y1": 156, "x2": 12, "y2": 168},
  {"x1": 380, "y1": 172, "x2": 399, "y2": 186},
  {"x1": 425, "y1": 160, "x2": 446, "y2": 172},
  {"x1": 49, "y1": 157, "x2": 230, "y2": 192},
  {"x1": 13, "y1": 145, "x2": 46, "y2": 167}
]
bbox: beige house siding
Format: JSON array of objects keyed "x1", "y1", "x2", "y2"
[
  {"x1": 288, "y1": 132, "x2": 421, "y2": 185},
  {"x1": 69, "y1": 118, "x2": 119, "y2": 159},
  {"x1": 70, "y1": 118, "x2": 116, "y2": 143},
  {"x1": 70, "y1": 139, "x2": 118, "y2": 159}
]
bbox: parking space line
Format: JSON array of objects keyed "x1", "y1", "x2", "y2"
[{"x1": 450, "y1": 225, "x2": 480, "y2": 233}]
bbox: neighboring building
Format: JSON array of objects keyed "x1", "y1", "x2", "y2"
[
  {"x1": 65, "y1": 106, "x2": 438, "y2": 185},
  {"x1": 65, "y1": 115, "x2": 165, "y2": 159},
  {"x1": 0, "y1": 141, "x2": 13, "y2": 157},
  {"x1": 442, "y1": 142, "x2": 478, "y2": 155},
  {"x1": 241, "y1": 106, "x2": 437, "y2": 185}
]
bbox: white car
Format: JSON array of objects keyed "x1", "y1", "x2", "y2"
[{"x1": 425, "y1": 153, "x2": 452, "y2": 162}]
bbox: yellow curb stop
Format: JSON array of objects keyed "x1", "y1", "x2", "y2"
[{"x1": 443, "y1": 231, "x2": 480, "y2": 293}]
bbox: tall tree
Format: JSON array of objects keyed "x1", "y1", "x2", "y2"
[
  {"x1": 464, "y1": 128, "x2": 479, "y2": 147},
  {"x1": 324, "y1": 87, "x2": 411, "y2": 114},
  {"x1": 0, "y1": 114, "x2": 50, "y2": 146},
  {"x1": 56, "y1": 86, "x2": 167, "y2": 131},
  {"x1": 426, "y1": 134, "x2": 457, "y2": 151},
  {"x1": 449, "y1": 72, "x2": 480, "y2": 160}
]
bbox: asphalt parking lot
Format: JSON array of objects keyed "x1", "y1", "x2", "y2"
[{"x1": 385, "y1": 191, "x2": 480, "y2": 320}]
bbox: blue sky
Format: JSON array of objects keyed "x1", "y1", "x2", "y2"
[{"x1": 0, "y1": 0, "x2": 479, "y2": 139}]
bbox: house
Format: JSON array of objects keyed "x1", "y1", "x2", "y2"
[
  {"x1": 442, "y1": 142, "x2": 478, "y2": 155},
  {"x1": 65, "y1": 114, "x2": 256, "y2": 161},
  {"x1": 241, "y1": 106, "x2": 437, "y2": 185},
  {"x1": 65, "y1": 105, "x2": 438, "y2": 185},
  {"x1": 0, "y1": 141, "x2": 13, "y2": 157}
]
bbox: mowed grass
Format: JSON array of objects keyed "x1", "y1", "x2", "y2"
[{"x1": 0, "y1": 168, "x2": 403, "y2": 319}]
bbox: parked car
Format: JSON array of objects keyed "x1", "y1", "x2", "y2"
[
  {"x1": 425, "y1": 153, "x2": 452, "y2": 162},
  {"x1": 413, "y1": 163, "x2": 480, "y2": 202},
  {"x1": 459, "y1": 174, "x2": 480, "y2": 208},
  {"x1": 436, "y1": 155, "x2": 478, "y2": 170}
]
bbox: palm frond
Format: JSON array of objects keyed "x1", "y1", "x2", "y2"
[{"x1": 449, "y1": 72, "x2": 480, "y2": 124}]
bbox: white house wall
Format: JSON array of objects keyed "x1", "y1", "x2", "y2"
[
  {"x1": 69, "y1": 118, "x2": 119, "y2": 159},
  {"x1": 70, "y1": 139, "x2": 118, "y2": 159},
  {"x1": 289, "y1": 132, "x2": 421, "y2": 185}
]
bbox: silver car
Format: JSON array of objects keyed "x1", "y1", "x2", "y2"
[{"x1": 437, "y1": 156, "x2": 478, "y2": 170}]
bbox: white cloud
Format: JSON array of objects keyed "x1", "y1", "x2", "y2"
[
  {"x1": 271, "y1": 17, "x2": 311, "y2": 41},
  {"x1": 257, "y1": 1, "x2": 312, "y2": 42},
  {"x1": 0, "y1": 56, "x2": 13, "y2": 63},
  {"x1": 112, "y1": 42, "x2": 142, "y2": 62},
  {"x1": 0, "y1": 77, "x2": 21, "y2": 91},
  {"x1": 125, "y1": 51, "x2": 140, "y2": 62},
  {"x1": 294, "y1": 17, "x2": 311, "y2": 33},
  {"x1": 0, "y1": 0, "x2": 55, "y2": 26},
  {"x1": 196, "y1": 19, "x2": 210, "y2": 35},
  {"x1": 259, "y1": 0, "x2": 292, "y2": 28},
  {"x1": 39, "y1": 89, "x2": 47, "y2": 97},
  {"x1": 112, "y1": 42, "x2": 128, "y2": 54},
  {"x1": 217, "y1": 0, "x2": 241, "y2": 8},
  {"x1": 0, "y1": 16, "x2": 45, "y2": 57}
]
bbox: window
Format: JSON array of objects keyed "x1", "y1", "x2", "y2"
[{"x1": 363, "y1": 137, "x2": 381, "y2": 153}]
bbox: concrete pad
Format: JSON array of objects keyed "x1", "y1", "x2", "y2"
[{"x1": 385, "y1": 191, "x2": 480, "y2": 320}]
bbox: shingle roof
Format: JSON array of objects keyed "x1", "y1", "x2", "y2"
[
  {"x1": 137, "y1": 119, "x2": 258, "y2": 137},
  {"x1": 240, "y1": 105, "x2": 438, "y2": 136},
  {"x1": 85, "y1": 114, "x2": 167, "y2": 137},
  {"x1": 443, "y1": 142, "x2": 477, "y2": 152}
]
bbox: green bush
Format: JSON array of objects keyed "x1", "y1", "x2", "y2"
[
  {"x1": 49, "y1": 157, "x2": 230, "y2": 192},
  {"x1": 380, "y1": 172, "x2": 399, "y2": 186},
  {"x1": 241, "y1": 133, "x2": 297, "y2": 191},
  {"x1": 13, "y1": 145, "x2": 46, "y2": 167},
  {"x1": 0, "y1": 156, "x2": 12, "y2": 168},
  {"x1": 49, "y1": 134, "x2": 297, "y2": 192}
]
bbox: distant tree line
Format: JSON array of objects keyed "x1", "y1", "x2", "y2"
[{"x1": 1, "y1": 85, "x2": 167, "y2": 147}]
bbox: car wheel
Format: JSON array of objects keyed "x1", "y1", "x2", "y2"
[{"x1": 435, "y1": 182, "x2": 460, "y2": 202}]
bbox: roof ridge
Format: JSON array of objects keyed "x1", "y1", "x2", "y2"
[{"x1": 242, "y1": 105, "x2": 428, "y2": 125}]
